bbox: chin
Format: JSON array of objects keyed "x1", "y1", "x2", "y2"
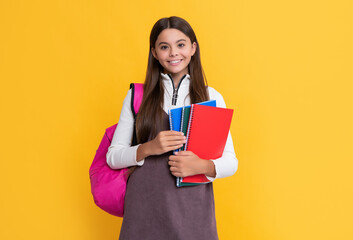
[{"x1": 166, "y1": 67, "x2": 187, "y2": 75}]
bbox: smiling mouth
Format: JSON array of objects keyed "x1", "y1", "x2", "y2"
[
  {"x1": 168, "y1": 59, "x2": 182, "y2": 63},
  {"x1": 168, "y1": 59, "x2": 182, "y2": 64}
]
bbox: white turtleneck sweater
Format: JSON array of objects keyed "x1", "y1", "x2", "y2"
[{"x1": 106, "y1": 73, "x2": 238, "y2": 181}]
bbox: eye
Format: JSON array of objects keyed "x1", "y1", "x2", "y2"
[
  {"x1": 160, "y1": 45, "x2": 168, "y2": 50},
  {"x1": 178, "y1": 43, "x2": 185, "y2": 47}
]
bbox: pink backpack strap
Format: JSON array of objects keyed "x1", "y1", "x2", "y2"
[
  {"x1": 130, "y1": 83, "x2": 144, "y2": 145},
  {"x1": 105, "y1": 124, "x2": 118, "y2": 142},
  {"x1": 130, "y1": 83, "x2": 144, "y2": 118},
  {"x1": 105, "y1": 84, "x2": 143, "y2": 142}
]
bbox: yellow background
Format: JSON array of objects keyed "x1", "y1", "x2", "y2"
[{"x1": 1, "y1": 0, "x2": 352, "y2": 239}]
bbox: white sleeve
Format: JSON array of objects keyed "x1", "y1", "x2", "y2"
[
  {"x1": 106, "y1": 89, "x2": 145, "y2": 169},
  {"x1": 205, "y1": 88, "x2": 238, "y2": 181}
]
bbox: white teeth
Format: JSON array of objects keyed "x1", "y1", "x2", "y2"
[{"x1": 170, "y1": 60, "x2": 181, "y2": 63}]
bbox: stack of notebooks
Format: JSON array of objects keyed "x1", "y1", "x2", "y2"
[{"x1": 168, "y1": 100, "x2": 234, "y2": 187}]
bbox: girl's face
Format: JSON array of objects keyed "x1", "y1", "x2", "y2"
[{"x1": 152, "y1": 28, "x2": 197, "y2": 80}]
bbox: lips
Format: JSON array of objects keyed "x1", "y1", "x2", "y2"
[
  {"x1": 169, "y1": 60, "x2": 181, "y2": 63},
  {"x1": 168, "y1": 59, "x2": 183, "y2": 66}
]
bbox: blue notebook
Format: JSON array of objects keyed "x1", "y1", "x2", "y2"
[
  {"x1": 168, "y1": 99, "x2": 216, "y2": 139},
  {"x1": 168, "y1": 100, "x2": 217, "y2": 187}
]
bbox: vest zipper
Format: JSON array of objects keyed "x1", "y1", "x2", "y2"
[{"x1": 167, "y1": 74, "x2": 187, "y2": 106}]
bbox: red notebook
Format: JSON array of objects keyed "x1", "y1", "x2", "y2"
[{"x1": 181, "y1": 104, "x2": 234, "y2": 185}]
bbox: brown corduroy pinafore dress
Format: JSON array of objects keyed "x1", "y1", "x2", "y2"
[{"x1": 119, "y1": 111, "x2": 218, "y2": 240}]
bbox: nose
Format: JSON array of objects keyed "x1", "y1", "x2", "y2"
[{"x1": 169, "y1": 47, "x2": 178, "y2": 57}]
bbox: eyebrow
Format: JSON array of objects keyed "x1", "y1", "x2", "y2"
[{"x1": 158, "y1": 39, "x2": 186, "y2": 46}]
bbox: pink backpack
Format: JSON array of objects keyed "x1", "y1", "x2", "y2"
[{"x1": 89, "y1": 83, "x2": 144, "y2": 217}]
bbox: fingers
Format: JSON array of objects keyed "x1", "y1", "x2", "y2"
[
  {"x1": 155, "y1": 145, "x2": 181, "y2": 155},
  {"x1": 165, "y1": 137, "x2": 186, "y2": 145},
  {"x1": 171, "y1": 172, "x2": 183, "y2": 177},
  {"x1": 169, "y1": 151, "x2": 192, "y2": 162},
  {"x1": 152, "y1": 131, "x2": 186, "y2": 155},
  {"x1": 170, "y1": 168, "x2": 182, "y2": 177},
  {"x1": 168, "y1": 160, "x2": 182, "y2": 176},
  {"x1": 164, "y1": 139, "x2": 185, "y2": 148},
  {"x1": 168, "y1": 159, "x2": 178, "y2": 166},
  {"x1": 174, "y1": 151, "x2": 193, "y2": 156},
  {"x1": 158, "y1": 131, "x2": 185, "y2": 140},
  {"x1": 165, "y1": 145, "x2": 183, "y2": 152},
  {"x1": 161, "y1": 135, "x2": 186, "y2": 148},
  {"x1": 169, "y1": 164, "x2": 185, "y2": 177},
  {"x1": 168, "y1": 151, "x2": 200, "y2": 177},
  {"x1": 164, "y1": 135, "x2": 186, "y2": 145},
  {"x1": 160, "y1": 130, "x2": 185, "y2": 136}
]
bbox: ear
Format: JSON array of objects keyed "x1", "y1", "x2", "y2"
[
  {"x1": 151, "y1": 48, "x2": 158, "y2": 60},
  {"x1": 191, "y1": 42, "x2": 197, "y2": 56}
]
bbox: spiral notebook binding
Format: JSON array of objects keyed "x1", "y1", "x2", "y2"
[
  {"x1": 184, "y1": 104, "x2": 195, "y2": 151},
  {"x1": 180, "y1": 107, "x2": 185, "y2": 134},
  {"x1": 179, "y1": 104, "x2": 196, "y2": 186},
  {"x1": 168, "y1": 109, "x2": 173, "y2": 131},
  {"x1": 178, "y1": 107, "x2": 186, "y2": 152}
]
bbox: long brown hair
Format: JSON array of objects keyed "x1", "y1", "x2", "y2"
[{"x1": 136, "y1": 16, "x2": 209, "y2": 144}]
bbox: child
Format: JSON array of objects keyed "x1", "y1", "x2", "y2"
[{"x1": 106, "y1": 16, "x2": 238, "y2": 240}]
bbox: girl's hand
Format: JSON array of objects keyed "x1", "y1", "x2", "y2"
[
  {"x1": 149, "y1": 130, "x2": 186, "y2": 155},
  {"x1": 168, "y1": 151, "x2": 216, "y2": 178}
]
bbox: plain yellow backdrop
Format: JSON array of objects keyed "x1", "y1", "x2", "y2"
[{"x1": 1, "y1": 0, "x2": 352, "y2": 239}]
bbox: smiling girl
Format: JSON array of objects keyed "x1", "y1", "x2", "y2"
[{"x1": 106, "y1": 16, "x2": 238, "y2": 240}]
